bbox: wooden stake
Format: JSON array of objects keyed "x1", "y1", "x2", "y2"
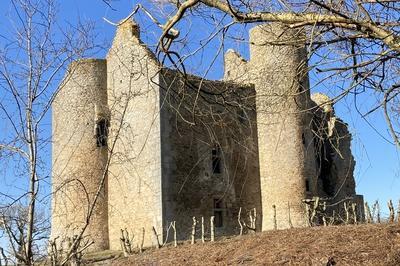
[
  {"x1": 344, "y1": 202, "x2": 350, "y2": 224},
  {"x1": 330, "y1": 210, "x2": 336, "y2": 225},
  {"x1": 310, "y1": 197, "x2": 320, "y2": 225},
  {"x1": 191, "y1": 217, "x2": 197, "y2": 244},
  {"x1": 288, "y1": 202, "x2": 293, "y2": 228},
  {"x1": 201, "y1": 216, "x2": 205, "y2": 243},
  {"x1": 272, "y1": 205, "x2": 277, "y2": 230},
  {"x1": 171, "y1": 221, "x2": 177, "y2": 247},
  {"x1": 388, "y1": 200, "x2": 395, "y2": 223},
  {"x1": 397, "y1": 200, "x2": 400, "y2": 223},
  {"x1": 210, "y1": 216, "x2": 215, "y2": 242},
  {"x1": 305, "y1": 204, "x2": 311, "y2": 227},
  {"x1": 376, "y1": 201, "x2": 381, "y2": 223},
  {"x1": 152, "y1": 226, "x2": 161, "y2": 249},
  {"x1": 364, "y1": 202, "x2": 372, "y2": 223},
  {"x1": 238, "y1": 207, "x2": 243, "y2": 236},
  {"x1": 322, "y1": 201, "x2": 327, "y2": 226},
  {"x1": 253, "y1": 208, "x2": 257, "y2": 231},
  {"x1": 139, "y1": 227, "x2": 145, "y2": 253},
  {"x1": 351, "y1": 203, "x2": 357, "y2": 224}
]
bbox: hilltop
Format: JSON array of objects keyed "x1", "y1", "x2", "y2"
[{"x1": 87, "y1": 223, "x2": 400, "y2": 265}]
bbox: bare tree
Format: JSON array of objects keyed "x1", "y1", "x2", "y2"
[
  {"x1": 0, "y1": 0, "x2": 96, "y2": 264},
  {"x1": 110, "y1": 0, "x2": 400, "y2": 147},
  {"x1": 0, "y1": 205, "x2": 48, "y2": 265}
]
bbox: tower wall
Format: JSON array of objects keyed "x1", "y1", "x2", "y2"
[
  {"x1": 106, "y1": 20, "x2": 164, "y2": 250},
  {"x1": 51, "y1": 59, "x2": 109, "y2": 251},
  {"x1": 249, "y1": 24, "x2": 317, "y2": 230}
]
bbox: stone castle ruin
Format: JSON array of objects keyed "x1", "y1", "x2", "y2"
[{"x1": 51, "y1": 20, "x2": 363, "y2": 251}]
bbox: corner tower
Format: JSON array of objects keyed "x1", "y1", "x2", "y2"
[
  {"x1": 51, "y1": 59, "x2": 109, "y2": 251},
  {"x1": 249, "y1": 24, "x2": 317, "y2": 230},
  {"x1": 106, "y1": 20, "x2": 163, "y2": 250}
]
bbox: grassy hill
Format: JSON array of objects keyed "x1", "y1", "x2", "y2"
[{"x1": 89, "y1": 223, "x2": 400, "y2": 265}]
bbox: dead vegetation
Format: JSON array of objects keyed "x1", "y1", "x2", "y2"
[{"x1": 98, "y1": 223, "x2": 400, "y2": 265}]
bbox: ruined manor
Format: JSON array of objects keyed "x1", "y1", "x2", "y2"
[{"x1": 51, "y1": 20, "x2": 364, "y2": 251}]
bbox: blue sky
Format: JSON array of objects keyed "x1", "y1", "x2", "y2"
[{"x1": 0, "y1": 0, "x2": 399, "y2": 218}]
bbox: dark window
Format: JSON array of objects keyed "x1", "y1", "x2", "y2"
[
  {"x1": 305, "y1": 179, "x2": 310, "y2": 192},
  {"x1": 213, "y1": 199, "x2": 223, "y2": 228},
  {"x1": 211, "y1": 145, "x2": 222, "y2": 174},
  {"x1": 302, "y1": 133, "x2": 306, "y2": 145},
  {"x1": 96, "y1": 118, "x2": 108, "y2": 147}
]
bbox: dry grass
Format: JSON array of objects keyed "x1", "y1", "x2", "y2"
[{"x1": 97, "y1": 223, "x2": 400, "y2": 265}]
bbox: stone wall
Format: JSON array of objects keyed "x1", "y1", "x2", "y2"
[
  {"x1": 159, "y1": 69, "x2": 262, "y2": 240},
  {"x1": 51, "y1": 20, "x2": 363, "y2": 252},
  {"x1": 106, "y1": 20, "x2": 163, "y2": 250},
  {"x1": 51, "y1": 59, "x2": 109, "y2": 251},
  {"x1": 311, "y1": 93, "x2": 357, "y2": 201}
]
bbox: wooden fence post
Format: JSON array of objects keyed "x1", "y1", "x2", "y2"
[
  {"x1": 201, "y1": 216, "x2": 205, "y2": 243},
  {"x1": 364, "y1": 202, "x2": 372, "y2": 223},
  {"x1": 388, "y1": 200, "x2": 395, "y2": 223},
  {"x1": 210, "y1": 216, "x2": 215, "y2": 242},
  {"x1": 253, "y1": 208, "x2": 257, "y2": 231},
  {"x1": 191, "y1": 217, "x2": 197, "y2": 244},
  {"x1": 305, "y1": 204, "x2": 311, "y2": 227},
  {"x1": 397, "y1": 200, "x2": 400, "y2": 223},
  {"x1": 376, "y1": 201, "x2": 381, "y2": 223},
  {"x1": 351, "y1": 203, "x2": 357, "y2": 224},
  {"x1": 139, "y1": 227, "x2": 145, "y2": 253},
  {"x1": 322, "y1": 201, "x2": 327, "y2": 226},
  {"x1": 171, "y1": 221, "x2": 177, "y2": 247},
  {"x1": 310, "y1": 197, "x2": 320, "y2": 226},
  {"x1": 288, "y1": 202, "x2": 293, "y2": 228},
  {"x1": 238, "y1": 207, "x2": 243, "y2": 236},
  {"x1": 344, "y1": 202, "x2": 350, "y2": 224},
  {"x1": 152, "y1": 226, "x2": 161, "y2": 249}
]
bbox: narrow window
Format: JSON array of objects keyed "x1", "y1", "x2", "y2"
[
  {"x1": 213, "y1": 199, "x2": 224, "y2": 228},
  {"x1": 302, "y1": 133, "x2": 306, "y2": 145},
  {"x1": 305, "y1": 179, "x2": 310, "y2": 192},
  {"x1": 96, "y1": 118, "x2": 108, "y2": 147},
  {"x1": 211, "y1": 145, "x2": 222, "y2": 174}
]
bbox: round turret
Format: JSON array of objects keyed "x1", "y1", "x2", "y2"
[
  {"x1": 51, "y1": 59, "x2": 109, "y2": 251},
  {"x1": 249, "y1": 23, "x2": 317, "y2": 230}
]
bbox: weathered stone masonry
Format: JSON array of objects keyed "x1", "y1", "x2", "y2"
[{"x1": 51, "y1": 20, "x2": 363, "y2": 251}]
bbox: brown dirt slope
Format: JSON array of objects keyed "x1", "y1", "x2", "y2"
[{"x1": 102, "y1": 224, "x2": 400, "y2": 265}]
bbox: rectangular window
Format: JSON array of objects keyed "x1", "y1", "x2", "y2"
[
  {"x1": 96, "y1": 118, "x2": 108, "y2": 147},
  {"x1": 211, "y1": 145, "x2": 222, "y2": 174},
  {"x1": 305, "y1": 179, "x2": 310, "y2": 192},
  {"x1": 213, "y1": 199, "x2": 223, "y2": 228}
]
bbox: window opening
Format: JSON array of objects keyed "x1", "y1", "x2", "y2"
[
  {"x1": 213, "y1": 199, "x2": 224, "y2": 228},
  {"x1": 96, "y1": 118, "x2": 108, "y2": 147},
  {"x1": 305, "y1": 179, "x2": 310, "y2": 192},
  {"x1": 211, "y1": 144, "x2": 222, "y2": 174}
]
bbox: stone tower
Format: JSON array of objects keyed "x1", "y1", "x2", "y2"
[
  {"x1": 248, "y1": 24, "x2": 317, "y2": 230},
  {"x1": 51, "y1": 59, "x2": 109, "y2": 251}
]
